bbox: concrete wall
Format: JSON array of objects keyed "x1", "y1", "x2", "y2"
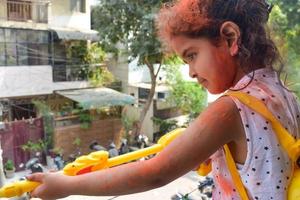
[
  {"x1": 50, "y1": 0, "x2": 91, "y2": 30},
  {"x1": 0, "y1": 1, "x2": 7, "y2": 21},
  {"x1": 0, "y1": 66, "x2": 89, "y2": 98},
  {"x1": 107, "y1": 54, "x2": 129, "y2": 93},
  {"x1": 125, "y1": 103, "x2": 155, "y2": 141},
  {"x1": 0, "y1": 0, "x2": 91, "y2": 30}
]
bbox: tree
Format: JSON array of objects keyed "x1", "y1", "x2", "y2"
[
  {"x1": 268, "y1": 1, "x2": 300, "y2": 96},
  {"x1": 165, "y1": 63, "x2": 207, "y2": 121},
  {"x1": 67, "y1": 41, "x2": 114, "y2": 87},
  {"x1": 92, "y1": 0, "x2": 170, "y2": 135}
]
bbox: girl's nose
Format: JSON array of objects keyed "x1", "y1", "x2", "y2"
[{"x1": 189, "y1": 66, "x2": 197, "y2": 78}]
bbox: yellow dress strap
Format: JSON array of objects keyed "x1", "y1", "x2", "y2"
[
  {"x1": 226, "y1": 91, "x2": 300, "y2": 162},
  {"x1": 224, "y1": 144, "x2": 249, "y2": 200}
]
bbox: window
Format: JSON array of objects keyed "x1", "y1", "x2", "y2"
[
  {"x1": 71, "y1": 0, "x2": 86, "y2": 13},
  {"x1": 0, "y1": 44, "x2": 5, "y2": 66},
  {"x1": 157, "y1": 92, "x2": 166, "y2": 99},
  {"x1": 17, "y1": 44, "x2": 28, "y2": 65},
  {"x1": 11, "y1": 103, "x2": 36, "y2": 120},
  {"x1": 138, "y1": 88, "x2": 150, "y2": 99},
  {"x1": 6, "y1": 44, "x2": 17, "y2": 65},
  {"x1": 0, "y1": 29, "x2": 5, "y2": 42},
  {"x1": 0, "y1": 28, "x2": 50, "y2": 66},
  {"x1": 7, "y1": 0, "x2": 32, "y2": 22},
  {"x1": 0, "y1": 29, "x2": 5, "y2": 66},
  {"x1": 52, "y1": 43, "x2": 67, "y2": 82}
]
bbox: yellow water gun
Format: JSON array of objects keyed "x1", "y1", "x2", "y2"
[{"x1": 0, "y1": 128, "x2": 211, "y2": 198}]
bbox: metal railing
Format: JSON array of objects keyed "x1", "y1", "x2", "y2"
[{"x1": 6, "y1": 0, "x2": 48, "y2": 23}]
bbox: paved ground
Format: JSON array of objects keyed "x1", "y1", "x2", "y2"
[{"x1": 2, "y1": 170, "x2": 209, "y2": 200}]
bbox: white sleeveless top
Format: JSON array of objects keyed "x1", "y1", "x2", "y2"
[{"x1": 211, "y1": 68, "x2": 300, "y2": 200}]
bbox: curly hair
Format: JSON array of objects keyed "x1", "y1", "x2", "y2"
[{"x1": 156, "y1": 0, "x2": 283, "y2": 73}]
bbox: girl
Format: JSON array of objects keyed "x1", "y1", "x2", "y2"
[{"x1": 28, "y1": 0, "x2": 300, "y2": 199}]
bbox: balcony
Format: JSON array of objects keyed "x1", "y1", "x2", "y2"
[{"x1": 5, "y1": 0, "x2": 49, "y2": 23}]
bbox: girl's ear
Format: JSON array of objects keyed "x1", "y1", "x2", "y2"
[{"x1": 220, "y1": 21, "x2": 240, "y2": 56}]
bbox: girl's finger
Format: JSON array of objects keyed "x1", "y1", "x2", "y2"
[{"x1": 26, "y1": 172, "x2": 45, "y2": 182}]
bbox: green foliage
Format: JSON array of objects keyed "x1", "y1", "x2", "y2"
[
  {"x1": 86, "y1": 42, "x2": 106, "y2": 64},
  {"x1": 166, "y1": 64, "x2": 207, "y2": 120},
  {"x1": 87, "y1": 43, "x2": 115, "y2": 87},
  {"x1": 4, "y1": 159, "x2": 14, "y2": 171},
  {"x1": 269, "y1": 0, "x2": 300, "y2": 28},
  {"x1": 89, "y1": 67, "x2": 115, "y2": 87},
  {"x1": 92, "y1": 0, "x2": 170, "y2": 65},
  {"x1": 67, "y1": 41, "x2": 115, "y2": 86},
  {"x1": 32, "y1": 100, "x2": 54, "y2": 151},
  {"x1": 21, "y1": 139, "x2": 47, "y2": 153},
  {"x1": 33, "y1": 100, "x2": 51, "y2": 116},
  {"x1": 72, "y1": 108, "x2": 93, "y2": 129},
  {"x1": 268, "y1": 2, "x2": 300, "y2": 97},
  {"x1": 121, "y1": 114, "x2": 134, "y2": 134},
  {"x1": 152, "y1": 117, "x2": 178, "y2": 133}
]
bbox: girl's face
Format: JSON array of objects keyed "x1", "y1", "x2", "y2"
[{"x1": 170, "y1": 35, "x2": 245, "y2": 94}]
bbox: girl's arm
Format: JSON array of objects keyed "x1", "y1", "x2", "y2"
[{"x1": 28, "y1": 96, "x2": 244, "y2": 199}]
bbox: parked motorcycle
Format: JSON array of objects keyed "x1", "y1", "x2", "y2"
[
  {"x1": 89, "y1": 141, "x2": 119, "y2": 158},
  {"x1": 25, "y1": 157, "x2": 44, "y2": 174},
  {"x1": 119, "y1": 138, "x2": 130, "y2": 155},
  {"x1": 171, "y1": 176, "x2": 214, "y2": 200},
  {"x1": 107, "y1": 143, "x2": 119, "y2": 158},
  {"x1": 89, "y1": 141, "x2": 107, "y2": 151},
  {"x1": 53, "y1": 154, "x2": 64, "y2": 170},
  {"x1": 197, "y1": 176, "x2": 213, "y2": 198},
  {"x1": 24, "y1": 152, "x2": 45, "y2": 174}
]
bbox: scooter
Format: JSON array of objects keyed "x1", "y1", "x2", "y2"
[
  {"x1": 119, "y1": 138, "x2": 130, "y2": 155},
  {"x1": 197, "y1": 176, "x2": 213, "y2": 198},
  {"x1": 25, "y1": 152, "x2": 44, "y2": 174},
  {"x1": 89, "y1": 141, "x2": 107, "y2": 151},
  {"x1": 53, "y1": 154, "x2": 64, "y2": 170},
  {"x1": 171, "y1": 176, "x2": 213, "y2": 200}
]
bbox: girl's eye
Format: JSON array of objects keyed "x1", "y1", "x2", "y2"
[{"x1": 186, "y1": 53, "x2": 197, "y2": 63}]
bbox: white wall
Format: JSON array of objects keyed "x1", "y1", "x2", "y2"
[
  {"x1": 50, "y1": 0, "x2": 91, "y2": 30},
  {"x1": 128, "y1": 60, "x2": 194, "y2": 84},
  {"x1": 0, "y1": 66, "x2": 89, "y2": 98},
  {"x1": 124, "y1": 103, "x2": 155, "y2": 141},
  {"x1": 107, "y1": 54, "x2": 129, "y2": 93}
]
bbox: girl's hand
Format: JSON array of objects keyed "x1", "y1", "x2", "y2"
[{"x1": 26, "y1": 171, "x2": 71, "y2": 200}]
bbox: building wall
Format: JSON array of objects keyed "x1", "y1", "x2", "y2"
[
  {"x1": 0, "y1": 1, "x2": 7, "y2": 21},
  {"x1": 0, "y1": 0, "x2": 92, "y2": 30},
  {"x1": 0, "y1": 66, "x2": 89, "y2": 98},
  {"x1": 50, "y1": 0, "x2": 91, "y2": 30},
  {"x1": 124, "y1": 103, "x2": 155, "y2": 141},
  {"x1": 0, "y1": 1, "x2": 49, "y2": 30},
  {"x1": 107, "y1": 54, "x2": 129, "y2": 93},
  {"x1": 53, "y1": 118, "x2": 122, "y2": 160}
]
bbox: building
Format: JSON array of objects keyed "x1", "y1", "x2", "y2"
[
  {"x1": 108, "y1": 57, "x2": 192, "y2": 141},
  {"x1": 0, "y1": 0, "x2": 98, "y2": 121},
  {"x1": 0, "y1": 1, "x2": 138, "y2": 169}
]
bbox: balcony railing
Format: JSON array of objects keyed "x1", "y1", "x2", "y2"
[{"x1": 6, "y1": 0, "x2": 48, "y2": 23}]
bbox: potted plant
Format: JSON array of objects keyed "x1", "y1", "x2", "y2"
[{"x1": 4, "y1": 159, "x2": 15, "y2": 178}]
